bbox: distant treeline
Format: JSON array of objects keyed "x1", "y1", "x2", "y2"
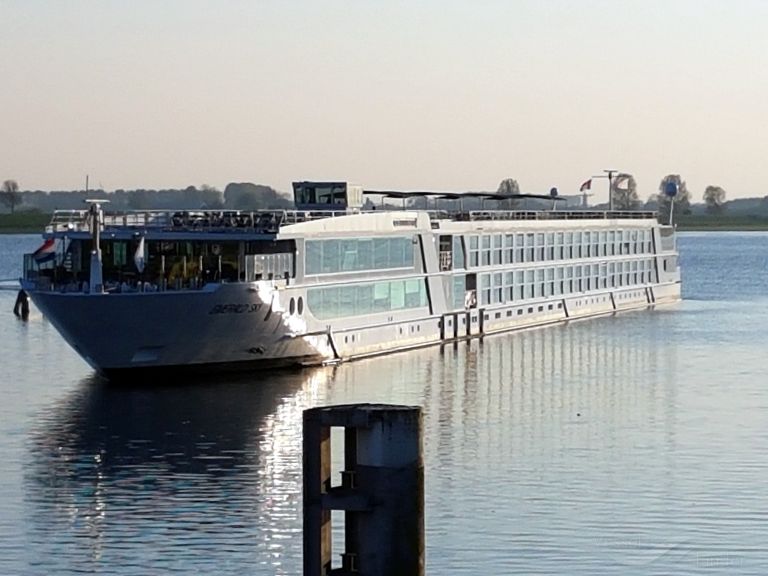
[
  {"x1": 5, "y1": 182, "x2": 293, "y2": 213},
  {"x1": 6, "y1": 179, "x2": 768, "y2": 218}
]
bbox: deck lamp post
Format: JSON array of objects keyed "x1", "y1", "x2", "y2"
[{"x1": 664, "y1": 181, "x2": 679, "y2": 225}]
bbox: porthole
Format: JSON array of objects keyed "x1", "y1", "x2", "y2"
[
  {"x1": 289, "y1": 298, "x2": 296, "y2": 315},
  {"x1": 297, "y1": 296, "x2": 304, "y2": 315}
]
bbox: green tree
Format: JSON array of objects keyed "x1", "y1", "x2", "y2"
[
  {"x1": 224, "y1": 182, "x2": 292, "y2": 209},
  {"x1": 1, "y1": 179, "x2": 21, "y2": 213},
  {"x1": 200, "y1": 184, "x2": 225, "y2": 209},
  {"x1": 497, "y1": 178, "x2": 521, "y2": 209},
  {"x1": 703, "y1": 185, "x2": 726, "y2": 214},
  {"x1": 181, "y1": 185, "x2": 225, "y2": 209},
  {"x1": 611, "y1": 173, "x2": 639, "y2": 210},
  {"x1": 497, "y1": 178, "x2": 520, "y2": 195},
  {"x1": 658, "y1": 174, "x2": 691, "y2": 220}
]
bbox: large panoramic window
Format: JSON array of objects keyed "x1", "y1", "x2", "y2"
[
  {"x1": 504, "y1": 235, "x2": 514, "y2": 264},
  {"x1": 294, "y1": 183, "x2": 347, "y2": 206},
  {"x1": 453, "y1": 236, "x2": 465, "y2": 269},
  {"x1": 515, "y1": 234, "x2": 524, "y2": 263},
  {"x1": 516, "y1": 270, "x2": 525, "y2": 300},
  {"x1": 307, "y1": 278, "x2": 428, "y2": 319},
  {"x1": 453, "y1": 274, "x2": 466, "y2": 309},
  {"x1": 305, "y1": 236, "x2": 414, "y2": 275},
  {"x1": 480, "y1": 274, "x2": 491, "y2": 305},
  {"x1": 493, "y1": 235, "x2": 503, "y2": 265},
  {"x1": 482, "y1": 235, "x2": 491, "y2": 266}
]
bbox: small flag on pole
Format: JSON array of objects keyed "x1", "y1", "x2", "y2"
[
  {"x1": 33, "y1": 238, "x2": 57, "y2": 265},
  {"x1": 579, "y1": 179, "x2": 592, "y2": 192},
  {"x1": 134, "y1": 236, "x2": 146, "y2": 273}
]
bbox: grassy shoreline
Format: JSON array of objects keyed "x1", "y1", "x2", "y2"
[
  {"x1": 677, "y1": 224, "x2": 768, "y2": 231},
  {"x1": 676, "y1": 215, "x2": 768, "y2": 231},
  {"x1": 0, "y1": 212, "x2": 51, "y2": 234},
  {"x1": 4, "y1": 211, "x2": 768, "y2": 233}
]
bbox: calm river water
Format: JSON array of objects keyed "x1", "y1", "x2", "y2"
[{"x1": 1, "y1": 232, "x2": 767, "y2": 575}]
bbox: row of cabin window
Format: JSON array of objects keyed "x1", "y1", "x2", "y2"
[
  {"x1": 305, "y1": 237, "x2": 414, "y2": 275},
  {"x1": 474, "y1": 258, "x2": 657, "y2": 306},
  {"x1": 463, "y1": 229, "x2": 653, "y2": 268},
  {"x1": 307, "y1": 278, "x2": 428, "y2": 320}
]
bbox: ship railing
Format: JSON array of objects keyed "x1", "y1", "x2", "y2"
[
  {"x1": 46, "y1": 206, "x2": 661, "y2": 235},
  {"x1": 45, "y1": 208, "x2": 354, "y2": 234},
  {"x1": 23, "y1": 274, "x2": 292, "y2": 294},
  {"x1": 463, "y1": 210, "x2": 658, "y2": 222},
  {"x1": 47, "y1": 209, "x2": 175, "y2": 232},
  {"x1": 21, "y1": 273, "x2": 223, "y2": 294},
  {"x1": 47, "y1": 210, "x2": 89, "y2": 232},
  {"x1": 280, "y1": 209, "x2": 349, "y2": 224}
]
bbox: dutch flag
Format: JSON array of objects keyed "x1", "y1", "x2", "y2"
[{"x1": 33, "y1": 238, "x2": 57, "y2": 265}]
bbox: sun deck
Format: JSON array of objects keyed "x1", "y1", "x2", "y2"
[{"x1": 45, "y1": 207, "x2": 660, "y2": 236}]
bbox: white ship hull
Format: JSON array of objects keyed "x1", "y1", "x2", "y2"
[
  {"x1": 27, "y1": 278, "x2": 680, "y2": 376},
  {"x1": 28, "y1": 283, "x2": 330, "y2": 374}
]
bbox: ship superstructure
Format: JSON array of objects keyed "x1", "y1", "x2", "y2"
[{"x1": 21, "y1": 181, "x2": 681, "y2": 376}]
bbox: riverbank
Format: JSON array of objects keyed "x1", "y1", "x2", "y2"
[
  {"x1": 0, "y1": 212, "x2": 51, "y2": 234},
  {"x1": 675, "y1": 214, "x2": 768, "y2": 231}
]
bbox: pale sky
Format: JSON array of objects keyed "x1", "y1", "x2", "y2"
[{"x1": 2, "y1": 0, "x2": 767, "y2": 203}]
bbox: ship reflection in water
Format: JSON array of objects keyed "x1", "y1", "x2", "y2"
[
  {"x1": 25, "y1": 369, "x2": 329, "y2": 574},
  {"x1": 25, "y1": 309, "x2": 684, "y2": 575}
]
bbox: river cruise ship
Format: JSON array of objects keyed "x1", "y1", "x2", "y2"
[{"x1": 21, "y1": 182, "x2": 681, "y2": 377}]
